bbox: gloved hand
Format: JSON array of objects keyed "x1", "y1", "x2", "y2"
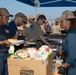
[{"x1": 58, "y1": 66, "x2": 66, "y2": 75}]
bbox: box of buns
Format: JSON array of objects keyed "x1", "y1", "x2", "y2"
[{"x1": 7, "y1": 45, "x2": 53, "y2": 75}]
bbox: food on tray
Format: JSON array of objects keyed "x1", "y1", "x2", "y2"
[
  {"x1": 8, "y1": 38, "x2": 18, "y2": 42},
  {"x1": 8, "y1": 39, "x2": 24, "y2": 45},
  {"x1": 9, "y1": 45, "x2": 52, "y2": 60},
  {"x1": 17, "y1": 51, "x2": 29, "y2": 59}
]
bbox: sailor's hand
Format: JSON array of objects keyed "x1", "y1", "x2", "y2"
[
  {"x1": 58, "y1": 66, "x2": 66, "y2": 75},
  {"x1": 2, "y1": 40, "x2": 11, "y2": 45}
]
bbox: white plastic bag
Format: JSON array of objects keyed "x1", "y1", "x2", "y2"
[{"x1": 8, "y1": 44, "x2": 15, "y2": 54}]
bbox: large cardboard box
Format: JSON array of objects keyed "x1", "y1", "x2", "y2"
[{"x1": 7, "y1": 54, "x2": 53, "y2": 75}]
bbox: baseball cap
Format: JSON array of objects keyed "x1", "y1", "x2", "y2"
[
  {"x1": 36, "y1": 14, "x2": 45, "y2": 20},
  {"x1": 15, "y1": 12, "x2": 27, "y2": 22},
  {"x1": 60, "y1": 10, "x2": 76, "y2": 20},
  {"x1": 0, "y1": 7, "x2": 13, "y2": 17},
  {"x1": 28, "y1": 15, "x2": 35, "y2": 20},
  {"x1": 55, "y1": 18, "x2": 61, "y2": 22}
]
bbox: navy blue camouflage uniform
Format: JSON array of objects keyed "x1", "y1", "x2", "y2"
[
  {"x1": 62, "y1": 28, "x2": 76, "y2": 75},
  {"x1": 0, "y1": 25, "x2": 13, "y2": 75}
]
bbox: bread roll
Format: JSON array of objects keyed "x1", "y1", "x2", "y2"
[{"x1": 8, "y1": 38, "x2": 18, "y2": 42}]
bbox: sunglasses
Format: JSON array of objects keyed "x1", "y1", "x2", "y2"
[
  {"x1": 31, "y1": 18, "x2": 35, "y2": 21},
  {"x1": 43, "y1": 21, "x2": 45, "y2": 23},
  {"x1": 24, "y1": 21, "x2": 27, "y2": 24},
  {"x1": 17, "y1": 20, "x2": 27, "y2": 26},
  {"x1": 21, "y1": 20, "x2": 27, "y2": 24},
  {"x1": 4, "y1": 16, "x2": 9, "y2": 19}
]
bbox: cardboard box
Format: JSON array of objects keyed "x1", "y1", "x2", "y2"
[{"x1": 7, "y1": 54, "x2": 53, "y2": 75}]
